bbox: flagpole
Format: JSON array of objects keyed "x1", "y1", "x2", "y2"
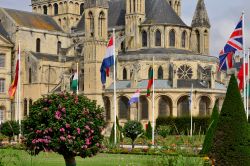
[
  {"x1": 113, "y1": 28, "x2": 117, "y2": 144},
  {"x1": 152, "y1": 56, "x2": 155, "y2": 146},
  {"x1": 18, "y1": 42, "x2": 21, "y2": 141},
  {"x1": 190, "y1": 84, "x2": 193, "y2": 137},
  {"x1": 242, "y1": 12, "x2": 246, "y2": 113},
  {"x1": 76, "y1": 62, "x2": 79, "y2": 95}
]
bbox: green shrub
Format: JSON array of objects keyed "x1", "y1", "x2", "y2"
[
  {"x1": 145, "y1": 121, "x2": 152, "y2": 139},
  {"x1": 157, "y1": 125, "x2": 172, "y2": 138},
  {"x1": 156, "y1": 117, "x2": 210, "y2": 135},
  {"x1": 123, "y1": 121, "x2": 144, "y2": 149},
  {"x1": 22, "y1": 92, "x2": 105, "y2": 166},
  {"x1": 0, "y1": 121, "x2": 20, "y2": 143},
  {"x1": 209, "y1": 75, "x2": 250, "y2": 165}
]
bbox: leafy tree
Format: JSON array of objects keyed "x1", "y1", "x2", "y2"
[
  {"x1": 0, "y1": 121, "x2": 20, "y2": 143},
  {"x1": 200, "y1": 102, "x2": 219, "y2": 155},
  {"x1": 23, "y1": 92, "x2": 105, "y2": 166},
  {"x1": 209, "y1": 75, "x2": 250, "y2": 165},
  {"x1": 123, "y1": 121, "x2": 143, "y2": 149},
  {"x1": 145, "y1": 121, "x2": 152, "y2": 139}
]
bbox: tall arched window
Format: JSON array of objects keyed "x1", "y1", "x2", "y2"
[
  {"x1": 204, "y1": 30, "x2": 208, "y2": 53},
  {"x1": 80, "y1": 3, "x2": 84, "y2": 15},
  {"x1": 98, "y1": 12, "x2": 105, "y2": 37},
  {"x1": 54, "y1": 3, "x2": 58, "y2": 15},
  {"x1": 0, "y1": 78, "x2": 5, "y2": 93},
  {"x1": 36, "y1": 38, "x2": 40, "y2": 52},
  {"x1": 199, "y1": 96, "x2": 210, "y2": 116},
  {"x1": 181, "y1": 31, "x2": 187, "y2": 48},
  {"x1": 89, "y1": 11, "x2": 94, "y2": 36},
  {"x1": 158, "y1": 66, "x2": 163, "y2": 79},
  {"x1": 148, "y1": 67, "x2": 153, "y2": 79},
  {"x1": 29, "y1": 68, "x2": 32, "y2": 84},
  {"x1": 24, "y1": 99, "x2": 27, "y2": 117},
  {"x1": 119, "y1": 96, "x2": 130, "y2": 120},
  {"x1": 29, "y1": 99, "x2": 33, "y2": 110},
  {"x1": 140, "y1": 96, "x2": 148, "y2": 120},
  {"x1": 169, "y1": 29, "x2": 175, "y2": 47},
  {"x1": 155, "y1": 30, "x2": 161, "y2": 46},
  {"x1": 195, "y1": 30, "x2": 200, "y2": 53},
  {"x1": 123, "y1": 68, "x2": 127, "y2": 80},
  {"x1": 103, "y1": 97, "x2": 111, "y2": 121},
  {"x1": 0, "y1": 106, "x2": 5, "y2": 124},
  {"x1": 158, "y1": 96, "x2": 172, "y2": 117},
  {"x1": 142, "y1": 30, "x2": 147, "y2": 47},
  {"x1": 57, "y1": 41, "x2": 62, "y2": 54},
  {"x1": 43, "y1": 5, "x2": 47, "y2": 15},
  {"x1": 177, "y1": 96, "x2": 190, "y2": 117}
]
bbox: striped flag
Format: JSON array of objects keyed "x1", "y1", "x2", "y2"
[
  {"x1": 147, "y1": 68, "x2": 154, "y2": 96},
  {"x1": 128, "y1": 90, "x2": 140, "y2": 105}
]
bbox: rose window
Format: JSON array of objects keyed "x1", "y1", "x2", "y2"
[{"x1": 177, "y1": 65, "x2": 193, "y2": 79}]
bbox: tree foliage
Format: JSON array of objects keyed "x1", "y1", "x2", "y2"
[
  {"x1": 145, "y1": 121, "x2": 152, "y2": 139},
  {"x1": 123, "y1": 121, "x2": 143, "y2": 149},
  {"x1": 23, "y1": 92, "x2": 105, "y2": 165},
  {"x1": 209, "y1": 75, "x2": 250, "y2": 165},
  {"x1": 0, "y1": 121, "x2": 20, "y2": 142}
]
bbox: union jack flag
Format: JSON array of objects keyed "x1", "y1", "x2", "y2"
[{"x1": 219, "y1": 16, "x2": 243, "y2": 71}]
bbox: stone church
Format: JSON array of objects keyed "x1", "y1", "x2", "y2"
[{"x1": 0, "y1": 0, "x2": 228, "y2": 130}]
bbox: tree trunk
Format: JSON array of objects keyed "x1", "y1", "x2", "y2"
[
  {"x1": 132, "y1": 140, "x2": 135, "y2": 149},
  {"x1": 63, "y1": 156, "x2": 76, "y2": 166}
]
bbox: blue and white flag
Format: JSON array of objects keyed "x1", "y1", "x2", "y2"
[{"x1": 128, "y1": 90, "x2": 140, "y2": 105}]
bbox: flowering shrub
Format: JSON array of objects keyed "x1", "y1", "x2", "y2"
[{"x1": 22, "y1": 92, "x2": 105, "y2": 166}]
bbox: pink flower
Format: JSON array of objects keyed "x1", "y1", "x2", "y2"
[
  {"x1": 85, "y1": 125, "x2": 90, "y2": 130},
  {"x1": 61, "y1": 108, "x2": 66, "y2": 113},
  {"x1": 82, "y1": 145, "x2": 87, "y2": 149},
  {"x1": 66, "y1": 124, "x2": 70, "y2": 128},
  {"x1": 60, "y1": 128, "x2": 65, "y2": 133},
  {"x1": 85, "y1": 138, "x2": 91, "y2": 145},
  {"x1": 36, "y1": 130, "x2": 42, "y2": 134},
  {"x1": 90, "y1": 130, "x2": 94, "y2": 133},
  {"x1": 60, "y1": 136, "x2": 66, "y2": 141},
  {"x1": 55, "y1": 111, "x2": 62, "y2": 120},
  {"x1": 48, "y1": 128, "x2": 52, "y2": 132},
  {"x1": 32, "y1": 139, "x2": 36, "y2": 144},
  {"x1": 67, "y1": 135, "x2": 71, "y2": 139},
  {"x1": 77, "y1": 128, "x2": 81, "y2": 134}
]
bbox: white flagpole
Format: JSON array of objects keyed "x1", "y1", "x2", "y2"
[
  {"x1": 190, "y1": 84, "x2": 193, "y2": 137},
  {"x1": 18, "y1": 42, "x2": 21, "y2": 141},
  {"x1": 113, "y1": 28, "x2": 117, "y2": 144},
  {"x1": 152, "y1": 56, "x2": 155, "y2": 146},
  {"x1": 242, "y1": 12, "x2": 246, "y2": 113},
  {"x1": 76, "y1": 62, "x2": 79, "y2": 95}
]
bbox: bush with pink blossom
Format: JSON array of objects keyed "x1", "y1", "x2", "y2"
[{"x1": 22, "y1": 92, "x2": 105, "y2": 166}]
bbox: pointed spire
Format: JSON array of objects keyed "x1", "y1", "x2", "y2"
[{"x1": 191, "y1": 0, "x2": 211, "y2": 28}]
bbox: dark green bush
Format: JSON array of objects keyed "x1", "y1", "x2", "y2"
[
  {"x1": 156, "y1": 117, "x2": 210, "y2": 135},
  {"x1": 145, "y1": 121, "x2": 152, "y2": 139},
  {"x1": 0, "y1": 121, "x2": 20, "y2": 143},
  {"x1": 209, "y1": 75, "x2": 250, "y2": 165},
  {"x1": 157, "y1": 125, "x2": 172, "y2": 138}
]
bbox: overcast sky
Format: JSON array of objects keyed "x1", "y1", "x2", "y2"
[{"x1": 0, "y1": 0, "x2": 249, "y2": 57}]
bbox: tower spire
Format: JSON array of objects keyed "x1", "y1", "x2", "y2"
[{"x1": 191, "y1": 0, "x2": 210, "y2": 28}]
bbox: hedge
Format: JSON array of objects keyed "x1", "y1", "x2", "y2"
[{"x1": 156, "y1": 117, "x2": 210, "y2": 135}]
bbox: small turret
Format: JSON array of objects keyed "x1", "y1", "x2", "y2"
[{"x1": 191, "y1": 0, "x2": 210, "y2": 28}]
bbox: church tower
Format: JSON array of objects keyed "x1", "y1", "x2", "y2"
[
  {"x1": 125, "y1": 0, "x2": 145, "y2": 50},
  {"x1": 31, "y1": 0, "x2": 85, "y2": 32},
  {"x1": 83, "y1": 0, "x2": 108, "y2": 105},
  {"x1": 191, "y1": 0, "x2": 210, "y2": 55},
  {"x1": 167, "y1": 0, "x2": 181, "y2": 16}
]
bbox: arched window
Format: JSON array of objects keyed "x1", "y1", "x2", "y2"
[
  {"x1": 103, "y1": 97, "x2": 111, "y2": 121},
  {"x1": 89, "y1": 11, "x2": 94, "y2": 36},
  {"x1": 119, "y1": 96, "x2": 130, "y2": 120},
  {"x1": 0, "y1": 106, "x2": 5, "y2": 124},
  {"x1": 204, "y1": 30, "x2": 208, "y2": 53},
  {"x1": 80, "y1": 3, "x2": 84, "y2": 15},
  {"x1": 29, "y1": 68, "x2": 32, "y2": 83},
  {"x1": 36, "y1": 38, "x2": 40, "y2": 52},
  {"x1": 123, "y1": 68, "x2": 127, "y2": 80},
  {"x1": 199, "y1": 96, "x2": 210, "y2": 116},
  {"x1": 0, "y1": 78, "x2": 5, "y2": 93},
  {"x1": 43, "y1": 5, "x2": 47, "y2": 15},
  {"x1": 158, "y1": 96, "x2": 172, "y2": 117},
  {"x1": 158, "y1": 66, "x2": 163, "y2": 79},
  {"x1": 142, "y1": 30, "x2": 147, "y2": 47},
  {"x1": 181, "y1": 31, "x2": 187, "y2": 48},
  {"x1": 169, "y1": 29, "x2": 175, "y2": 47},
  {"x1": 57, "y1": 41, "x2": 62, "y2": 54},
  {"x1": 140, "y1": 96, "x2": 148, "y2": 120},
  {"x1": 148, "y1": 67, "x2": 153, "y2": 79},
  {"x1": 195, "y1": 30, "x2": 200, "y2": 53},
  {"x1": 177, "y1": 96, "x2": 190, "y2": 117},
  {"x1": 98, "y1": 12, "x2": 105, "y2": 37},
  {"x1": 29, "y1": 99, "x2": 33, "y2": 110},
  {"x1": 155, "y1": 30, "x2": 161, "y2": 46},
  {"x1": 54, "y1": 3, "x2": 58, "y2": 15},
  {"x1": 24, "y1": 99, "x2": 27, "y2": 117}
]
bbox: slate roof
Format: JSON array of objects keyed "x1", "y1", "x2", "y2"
[
  {"x1": 3, "y1": 8, "x2": 63, "y2": 32},
  {"x1": 75, "y1": 13, "x2": 85, "y2": 32},
  {"x1": 120, "y1": 48, "x2": 194, "y2": 55},
  {"x1": 30, "y1": 52, "x2": 75, "y2": 62},
  {"x1": 108, "y1": 0, "x2": 126, "y2": 28},
  {"x1": 0, "y1": 23, "x2": 11, "y2": 41}
]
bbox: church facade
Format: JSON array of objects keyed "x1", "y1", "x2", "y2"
[{"x1": 0, "y1": 0, "x2": 228, "y2": 131}]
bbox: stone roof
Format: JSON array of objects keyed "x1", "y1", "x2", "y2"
[
  {"x1": 191, "y1": 0, "x2": 210, "y2": 28},
  {"x1": 0, "y1": 23, "x2": 11, "y2": 41},
  {"x1": 75, "y1": 13, "x2": 85, "y2": 32},
  {"x1": 29, "y1": 52, "x2": 75, "y2": 62},
  {"x1": 108, "y1": 0, "x2": 126, "y2": 28},
  {"x1": 143, "y1": 0, "x2": 187, "y2": 26},
  {"x1": 3, "y1": 8, "x2": 63, "y2": 32}
]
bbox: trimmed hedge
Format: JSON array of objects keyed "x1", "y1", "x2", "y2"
[{"x1": 156, "y1": 117, "x2": 210, "y2": 135}]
